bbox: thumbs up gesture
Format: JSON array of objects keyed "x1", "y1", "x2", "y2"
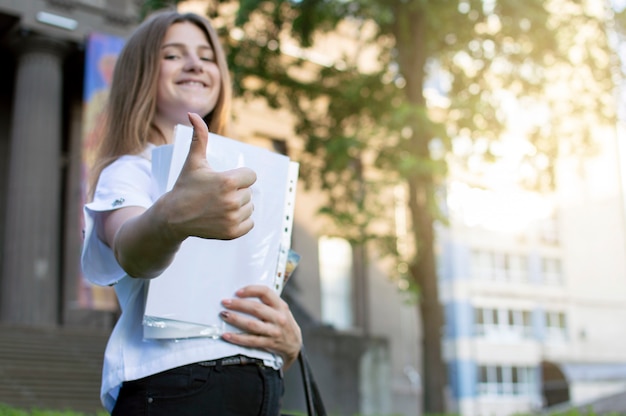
[{"x1": 163, "y1": 112, "x2": 257, "y2": 241}]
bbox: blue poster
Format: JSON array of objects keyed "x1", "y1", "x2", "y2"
[
  {"x1": 79, "y1": 32, "x2": 125, "y2": 311},
  {"x1": 82, "y1": 32, "x2": 125, "y2": 168}
]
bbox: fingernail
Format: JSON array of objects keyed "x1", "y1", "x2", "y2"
[
  {"x1": 220, "y1": 311, "x2": 230, "y2": 319},
  {"x1": 222, "y1": 333, "x2": 232, "y2": 341},
  {"x1": 222, "y1": 299, "x2": 232, "y2": 306}
]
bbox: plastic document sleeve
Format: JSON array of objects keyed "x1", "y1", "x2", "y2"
[{"x1": 143, "y1": 124, "x2": 299, "y2": 339}]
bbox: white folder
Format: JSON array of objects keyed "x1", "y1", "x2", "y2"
[{"x1": 143, "y1": 125, "x2": 298, "y2": 339}]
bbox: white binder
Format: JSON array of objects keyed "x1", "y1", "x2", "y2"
[{"x1": 144, "y1": 125, "x2": 298, "y2": 339}]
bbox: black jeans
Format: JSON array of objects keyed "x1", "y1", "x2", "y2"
[{"x1": 111, "y1": 361, "x2": 283, "y2": 416}]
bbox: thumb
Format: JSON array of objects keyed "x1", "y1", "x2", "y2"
[{"x1": 184, "y1": 112, "x2": 210, "y2": 170}]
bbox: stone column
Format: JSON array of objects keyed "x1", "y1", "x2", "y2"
[{"x1": 1, "y1": 33, "x2": 68, "y2": 326}]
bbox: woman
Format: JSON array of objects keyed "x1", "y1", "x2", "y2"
[{"x1": 81, "y1": 9, "x2": 302, "y2": 415}]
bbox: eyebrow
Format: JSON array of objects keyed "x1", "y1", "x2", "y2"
[{"x1": 161, "y1": 42, "x2": 213, "y2": 51}]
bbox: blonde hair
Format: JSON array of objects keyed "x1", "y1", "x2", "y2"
[{"x1": 88, "y1": 9, "x2": 232, "y2": 199}]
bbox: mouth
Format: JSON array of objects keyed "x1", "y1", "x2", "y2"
[{"x1": 177, "y1": 80, "x2": 207, "y2": 87}]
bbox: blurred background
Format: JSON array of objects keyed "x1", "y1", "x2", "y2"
[{"x1": 1, "y1": 0, "x2": 626, "y2": 415}]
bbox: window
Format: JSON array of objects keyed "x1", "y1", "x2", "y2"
[
  {"x1": 471, "y1": 250, "x2": 529, "y2": 282},
  {"x1": 474, "y1": 307, "x2": 497, "y2": 337},
  {"x1": 471, "y1": 250, "x2": 494, "y2": 280},
  {"x1": 478, "y1": 365, "x2": 537, "y2": 397},
  {"x1": 512, "y1": 366, "x2": 535, "y2": 395},
  {"x1": 509, "y1": 310, "x2": 533, "y2": 338},
  {"x1": 493, "y1": 253, "x2": 508, "y2": 281},
  {"x1": 319, "y1": 236, "x2": 353, "y2": 330},
  {"x1": 474, "y1": 307, "x2": 533, "y2": 339},
  {"x1": 545, "y1": 311, "x2": 567, "y2": 341},
  {"x1": 479, "y1": 365, "x2": 497, "y2": 395},
  {"x1": 507, "y1": 254, "x2": 529, "y2": 282}
]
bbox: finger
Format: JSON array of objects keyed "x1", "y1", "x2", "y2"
[
  {"x1": 221, "y1": 297, "x2": 279, "y2": 323},
  {"x1": 239, "y1": 195, "x2": 255, "y2": 230},
  {"x1": 232, "y1": 216, "x2": 255, "y2": 239},
  {"x1": 223, "y1": 167, "x2": 257, "y2": 189},
  {"x1": 237, "y1": 188, "x2": 253, "y2": 208},
  {"x1": 228, "y1": 193, "x2": 255, "y2": 237},
  {"x1": 221, "y1": 332, "x2": 274, "y2": 350},
  {"x1": 234, "y1": 285, "x2": 282, "y2": 307},
  {"x1": 220, "y1": 309, "x2": 280, "y2": 337},
  {"x1": 185, "y1": 112, "x2": 210, "y2": 169}
]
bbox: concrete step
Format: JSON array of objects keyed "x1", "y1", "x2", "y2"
[{"x1": 0, "y1": 324, "x2": 108, "y2": 414}]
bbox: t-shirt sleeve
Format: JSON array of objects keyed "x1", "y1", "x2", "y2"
[{"x1": 81, "y1": 156, "x2": 154, "y2": 286}]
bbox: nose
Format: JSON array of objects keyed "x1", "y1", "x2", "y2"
[{"x1": 184, "y1": 54, "x2": 203, "y2": 72}]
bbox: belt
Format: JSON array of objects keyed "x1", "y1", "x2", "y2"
[{"x1": 197, "y1": 355, "x2": 265, "y2": 368}]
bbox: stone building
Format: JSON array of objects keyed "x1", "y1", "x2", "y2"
[{"x1": 0, "y1": 0, "x2": 139, "y2": 331}]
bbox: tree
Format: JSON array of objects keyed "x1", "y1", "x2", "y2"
[
  {"x1": 210, "y1": 0, "x2": 617, "y2": 412},
  {"x1": 143, "y1": 0, "x2": 618, "y2": 412}
]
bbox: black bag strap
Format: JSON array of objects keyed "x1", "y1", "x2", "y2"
[{"x1": 298, "y1": 347, "x2": 327, "y2": 416}]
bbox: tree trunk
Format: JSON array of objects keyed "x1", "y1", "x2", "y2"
[
  {"x1": 408, "y1": 174, "x2": 446, "y2": 413},
  {"x1": 394, "y1": 4, "x2": 447, "y2": 413}
]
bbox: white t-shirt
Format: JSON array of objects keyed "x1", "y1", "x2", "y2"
[{"x1": 81, "y1": 146, "x2": 281, "y2": 412}]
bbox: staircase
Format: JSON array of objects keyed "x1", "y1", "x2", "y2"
[{"x1": 0, "y1": 324, "x2": 108, "y2": 414}]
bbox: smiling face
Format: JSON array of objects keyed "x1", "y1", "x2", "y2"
[{"x1": 154, "y1": 21, "x2": 221, "y2": 136}]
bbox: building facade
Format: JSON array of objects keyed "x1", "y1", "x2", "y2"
[
  {"x1": 0, "y1": 0, "x2": 140, "y2": 329},
  {"x1": 440, "y1": 124, "x2": 626, "y2": 415}
]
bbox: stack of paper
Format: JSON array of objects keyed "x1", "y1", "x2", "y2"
[{"x1": 143, "y1": 125, "x2": 298, "y2": 339}]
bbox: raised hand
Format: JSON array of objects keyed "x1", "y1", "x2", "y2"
[
  {"x1": 164, "y1": 112, "x2": 257, "y2": 241},
  {"x1": 101, "y1": 113, "x2": 257, "y2": 279}
]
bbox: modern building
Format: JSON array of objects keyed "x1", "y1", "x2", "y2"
[{"x1": 440, "y1": 122, "x2": 626, "y2": 415}]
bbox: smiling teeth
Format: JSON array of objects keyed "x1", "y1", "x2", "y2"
[{"x1": 180, "y1": 81, "x2": 205, "y2": 86}]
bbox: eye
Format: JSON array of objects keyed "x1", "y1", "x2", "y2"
[
  {"x1": 200, "y1": 55, "x2": 215, "y2": 62},
  {"x1": 164, "y1": 54, "x2": 180, "y2": 60}
]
